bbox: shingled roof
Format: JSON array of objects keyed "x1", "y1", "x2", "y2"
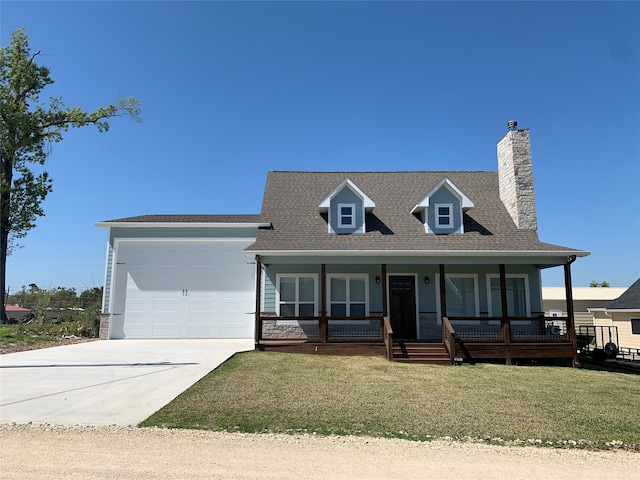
[
  {"x1": 245, "y1": 171, "x2": 586, "y2": 256},
  {"x1": 599, "y1": 278, "x2": 640, "y2": 310}
]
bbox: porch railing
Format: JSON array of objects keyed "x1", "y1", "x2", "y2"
[
  {"x1": 383, "y1": 316, "x2": 393, "y2": 361},
  {"x1": 259, "y1": 315, "x2": 570, "y2": 343},
  {"x1": 442, "y1": 317, "x2": 456, "y2": 364},
  {"x1": 259, "y1": 315, "x2": 386, "y2": 343},
  {"x1": 445, "y1": 316, "x2": 570, "y2": 342}
]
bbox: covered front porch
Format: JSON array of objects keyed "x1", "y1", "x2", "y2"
[{"x1": 254, "y1": 257, "x2": 579, "y2": 366}]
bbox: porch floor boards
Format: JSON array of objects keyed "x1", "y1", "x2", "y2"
[{"x1": 392, "y1": 341, "x2": 452, "y2": 365}]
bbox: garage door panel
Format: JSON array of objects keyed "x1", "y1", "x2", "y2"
[
  {"x1": 112, "y1": 239, "x2": 255, "y2": 339},
  {"x1": 220, "y1": 314, "x2": 253, "y2": 337},
  {"x1": 151, "y1": 326, "x2": 180, "y2": 338}
]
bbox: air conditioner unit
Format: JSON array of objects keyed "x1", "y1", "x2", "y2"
[{"x1": 547, "y1": 325, "x2": 560, "y2": 336}]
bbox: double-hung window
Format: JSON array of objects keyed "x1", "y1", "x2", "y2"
[
  {"x1": 277, "y1": 274, "x2": 317, "y2": 317},
  {"x1": 328, "y1": 274, "x2": 368, "y2": 317},
  {"x1": 487, "y1": 275, "x2": 530, "y2": 317},
  {"x1": 338, "y1": 203, "x2": 355, "y2": 228},
  {"x1": 435, "y1": 203, "x2": 453, "y2": 228}
]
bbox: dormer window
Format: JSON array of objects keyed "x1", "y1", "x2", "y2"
[
  {"x1": 338, "y1": 204, "x2": 355, "y2": 228},
  {"x1": 411, "y1": 177, "x2": 474, "y2": 234},
  {"x1": 436, "y1": 204, "x2": 453, "y2": 228},
  {"x1": 319, "y1": 178, "x2": 375, "y2": 234}
]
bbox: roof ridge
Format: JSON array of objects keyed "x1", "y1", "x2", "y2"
[{"x1": 268, "y1": 170, "x2": 495, "y2": 174}]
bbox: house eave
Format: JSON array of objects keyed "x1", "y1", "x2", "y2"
[
  {"x1": 588, "y1": 308, "x2": 640, "y2": 313},
  {"x1": 96, "y1": 221, "x2": 272, "y2": 229},
  {"x1": 243, "y1": 249, "x2": 590, "y2": 259}
]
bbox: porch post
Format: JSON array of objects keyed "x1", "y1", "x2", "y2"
[
  {"x1": 499, "y1": 264, "x2": 512, "y2": 365},
  {"x1": 439, "y1": 264, "x2": 447, "y2": 318},
  {"x1": 381, "y1": 264, "x2": 388, "y2": 317},
  {"x1": 320, "y1": 263, "x2": 328, "y2": 343},
  {"x1": 254, "y1": 255, "x2": 262, "y2": 349},
  {"x1": 564, "y1": 255, "x2": 578, "y2": 367}
]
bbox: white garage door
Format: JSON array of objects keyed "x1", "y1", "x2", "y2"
[{"x1": 110, "y1": 240, "x2": 255, "y2": 339}]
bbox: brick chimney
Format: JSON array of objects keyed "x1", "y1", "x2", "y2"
[{"x1": 497, "y1": 120, "x2": 538, "y2": 231}]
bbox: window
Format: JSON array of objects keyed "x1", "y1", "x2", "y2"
[
  {"x1": 338, "y1": 203, "x2": 355, "y2": 228},
  {"x1": 435, "y1": 203, "x2": 453, "y2": 228},
  {"x1": 436, "y1": 274, "x2": 479, "y2": 317},
  {"x1": 328, "y1": 275, "x2": 368, "y2": 317},
  {"x1": 631, "y1": 318, "x2": 640, "y2": 335},
  {"x1": 277, "y1": 275, "x2": 317, "y2": 317},
  {"x1": 487, "y1": 275, "x2": 530, "y2": 317}
]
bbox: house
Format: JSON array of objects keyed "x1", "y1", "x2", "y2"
[
  {"x1": 588, "y1": 278, "x2": 640, "y2": 351},
  {"x1": 97, "y1": 121, "x2": 589, "y2": 365},
  {"x1": 542, "y1": 287, "x2": 628, "y2": 329},
  {"x1": 5, "y1": 305, "x2": 32, "y2": 323}
]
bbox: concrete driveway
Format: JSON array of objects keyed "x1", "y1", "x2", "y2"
[{"x1": 0, "y1": 339, "x2": 253, "y2": 426}]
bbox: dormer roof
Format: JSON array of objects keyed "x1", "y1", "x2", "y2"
[
  {"x1": 410, "y1": 177, "x2": 474, "y2": 214},
  {"x1": 245, "y1": 171, "x2": 589, "y2": 262},
  {"x1": 318, "y1": 178, "x2": 375, "y2": 213}
]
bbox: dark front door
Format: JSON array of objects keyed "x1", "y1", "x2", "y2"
[{"x1": 389, "y1": 276, "x2": 417, "y2": 339}]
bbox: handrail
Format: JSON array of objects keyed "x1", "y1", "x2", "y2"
[
  {"x1": 258, "y1": 315, "x2": 387, "y2": 342},
  {"x1": 383, "y1": 316, "x2": 393, "y2": 361},
  {"x1": 442, "y1": 316, "x2": 456, "y2": 364},
  {"x1": 439, "y1": 316, "x2": 572, "y2": 347}
]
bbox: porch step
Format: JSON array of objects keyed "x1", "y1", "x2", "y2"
[{"x1": 393, "y1": 342, "x2": 451, "y2": 365}]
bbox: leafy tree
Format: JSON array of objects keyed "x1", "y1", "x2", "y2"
[
  {"x1": 79, "y1": 286, "x2": 103, "y2": 309},
  {"x1": 0, "y1": 28, "x2": 140, "y2": 322}
]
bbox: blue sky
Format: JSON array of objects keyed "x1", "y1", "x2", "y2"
[{"x1": 1, "y1": 0, "x2": 639, "y2": 293}]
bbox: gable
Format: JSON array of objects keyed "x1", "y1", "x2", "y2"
[
  {"x1": 425, "y1": 188, "x2": 462, "y2": 234},
  {"x1": 329, "y1": 187, "x2": 364, "y2": 234},
  {"x1": 318, "y1": 178, "x2": 375, "y2": 234},
  {"x1": 411, "y1": 177, "x2": 474, "y2": 234}
]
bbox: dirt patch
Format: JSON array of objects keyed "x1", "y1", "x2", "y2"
[
  {"x1": 0, "y1": 336, "x2": 97, "y2": 354},
  {"x1": 0, "y1": 424, "x2": 638, "y2": 480}
]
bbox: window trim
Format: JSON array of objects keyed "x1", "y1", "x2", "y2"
[
  {"x1": 337, "y1": 203, "x2": 356, "y2": 228},
  {"x1": 486, "y1": 274, "x2": 531, "y2": 318},
  {"x1": 326, "y1": 274, "x2": 369, "y2": 317},
  {"x1": 275, "y1": 274, "x2": 319, "y2": 317},
  {"x1": 435, "y1": 203, "x2": 454, "y2": 229},
  {"x1": 631, "y1": 317, "x2": 640, "y2": 335}
]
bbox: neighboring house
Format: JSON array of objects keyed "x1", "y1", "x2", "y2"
[
  {"x1": 588, "y1": 278, "x2": 640, "y2": 350},
  {"x1": 5, "y1": 305, "x2": 32, "y2": 323},
  {"x1": 542, "y1": 287, "x2": 628, "y2": 329},
  {"x1": 98, "y1": 121, "x2": 589, "y2": 365}
]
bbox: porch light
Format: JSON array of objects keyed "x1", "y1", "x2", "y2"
[
  {"x1": 375, "y1": 276, "x2": 381, "y2": 284},
  {"x1": 424, "y1": 276, "x2": 430, "y2": 285}
]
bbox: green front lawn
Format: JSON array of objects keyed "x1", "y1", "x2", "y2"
[{"x1": 141, "y1": 351, "x2": 640, "y2": 449}]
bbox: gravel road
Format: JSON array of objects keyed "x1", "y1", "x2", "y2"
[{"x1": 1, "y1": 424, "x2": 638, "y2": 480}]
